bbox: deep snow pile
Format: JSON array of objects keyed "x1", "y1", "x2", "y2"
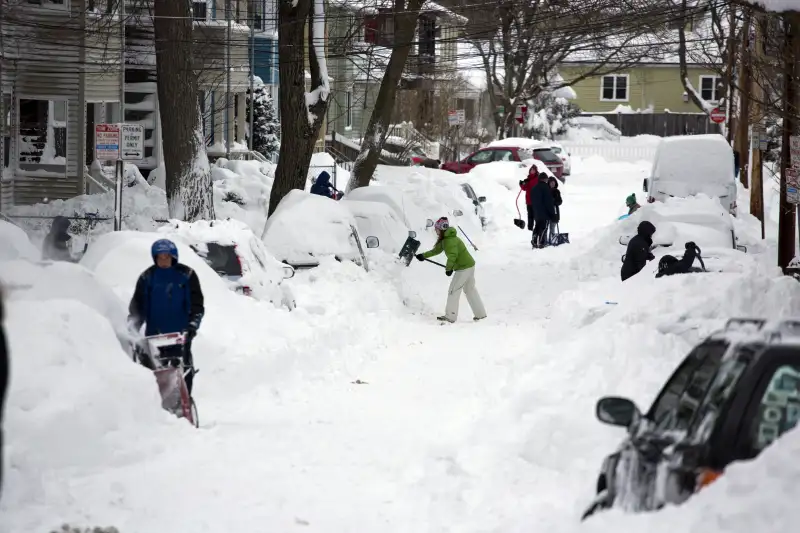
[{"x1": 4, "y1": 148, "x2": 800, "y2": 532}]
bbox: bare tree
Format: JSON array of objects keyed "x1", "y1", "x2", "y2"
[
  {"x1": 462, "y1": 0, "x2": 670, "y2": 138},
  {"x1": 347, "y1": 0, "x2": 425, "y2": 191},
  {"x1": 153, "y1": 0, "x2": 214, "y2": 220},
  {"x1": 268, "y1": 0, "x2": 331, "y2": 216}
]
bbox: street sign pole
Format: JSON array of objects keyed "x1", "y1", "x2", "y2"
[
  {"x1": 114, "y1": 158, "x2": 123, "y2": 231},
  {"x1": 96, "y1": 123, "x2": 144, "y2": 231}
]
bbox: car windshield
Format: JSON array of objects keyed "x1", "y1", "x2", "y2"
[
  {"x1": 199, "y1": 243, "x2": 242, "y2": 277},
  {"x1": 534, "y1": 148, "x2": 561, "y2": 163}
]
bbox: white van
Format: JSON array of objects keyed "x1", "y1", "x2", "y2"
[{"x1": 643, "y1": 134, "x2": 738, "y2": 216}]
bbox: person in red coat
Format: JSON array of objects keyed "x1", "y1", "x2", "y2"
[{"x1": 519, "y1": 166, "x2": 540, "y2": 231}]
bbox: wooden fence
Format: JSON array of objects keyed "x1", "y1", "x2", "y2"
[{"x1": 582, "y1": 113, "x2": 722, "y2": 137}]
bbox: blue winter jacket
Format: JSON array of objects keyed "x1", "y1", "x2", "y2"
[{"x1": 128, "y1": 263, "x2": 205, "y2": 336}]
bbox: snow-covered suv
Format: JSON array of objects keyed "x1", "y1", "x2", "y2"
[{"x1": 583, "y1": 318, "x2": 800, "y2": 518}]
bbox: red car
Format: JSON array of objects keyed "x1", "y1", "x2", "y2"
[{"x1": 440, "y1": 145, "x2": 564, "y2": 179}]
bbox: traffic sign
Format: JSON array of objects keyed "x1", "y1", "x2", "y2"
[
  {"x1": 709, "y1": 108, "x2": 726, "y2": 124},
  {"x1": 95, "y1": 123, "x2": 120, "y2": 161},
  {"x1": 456, "y1": 109, "x2": 465, "y2": 125},
  {"x1": 448, "y1": 110, "x2": 459, "y2": 127},
  {"x1": 790, "y1": 135, "x2": 800, "y2": 168},
  {"x1": 121, "y1": 123, "x2": 144, "y2": 161}
]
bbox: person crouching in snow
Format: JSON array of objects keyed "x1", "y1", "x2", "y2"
[
  {"x1": 621, "y1": 221, "x2": 656, "y2": 281},
  {"x1": 310, "y1": 171, "x2": 343, "y2": 200},
  {"x1": 415, "y1": 217, "x2": 487, "y2": 323},
  {"x1": 626, "y1": 193, "x2": 641, "y2": 215}
]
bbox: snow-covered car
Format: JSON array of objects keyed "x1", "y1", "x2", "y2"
[
  {"x1": 549, "y1": 142, "x2": 572, "y2": 175},
  {"x1": 644, "y1": 134, "x2": 737, "y2": 216},
  {"x1": 618, "y1": 196, "x2": 747, "y2": 254},
  {"x1": 343, "y1": 198, "x2": 416, "y2": 254},
  {"x1": 159, "y1": 219, "x2": 296, "y2": 310},
  {"x1": 583, "y1": 318, "x2": 800, "y2": 518},
  {"x1": 461, "y1": 183, "x2": 487, "y2": 230},
  {"x1": 262, "y1": 190, "x2": 380, "y2": 270}
]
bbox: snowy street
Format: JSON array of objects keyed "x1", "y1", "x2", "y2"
[{"x1": 5, "y1": 152, "x2": 800, "y2": 532}]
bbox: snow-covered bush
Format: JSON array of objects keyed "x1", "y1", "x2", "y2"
[
  {"x1": 525, "y1": 93, "x2": 581, "y2": 140},
  {"x1": 246, "y1": 80, "x2": 280, "y2": 160}
]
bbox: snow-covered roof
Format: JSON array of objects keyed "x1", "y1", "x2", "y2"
[{"x1": 327, "y1": 0, "x2": 468, "y2": 25}]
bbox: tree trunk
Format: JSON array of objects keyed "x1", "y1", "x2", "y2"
[
  {"x1": 153, "y1": 0, "x2": 214, "y2": 221},
  {"x1": 735, "y1": 8, "x2": 752, "y2": 188},
  {"x1": 779, "y1": 13, "x2": 799, "y2": 270},
  {"x1": 348, "y1": 0, "x2": 424, "y2": 192},
  {"x1": 750, "y1": 13, "x2": 765, "y2": 227},
  {"x1": 268, "y1": 0, "x2": 330, "y2": 216}
]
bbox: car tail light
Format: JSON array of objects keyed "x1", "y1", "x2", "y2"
[
  {"x1": 242, "y1": 286, "x2": 252, "y2": 296},
  {"x1": 696, "y1": 468, "x2": 723, "y2": 490}
]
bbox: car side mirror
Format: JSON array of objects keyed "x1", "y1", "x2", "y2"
[
  {"x1": 619, "y1": 235, "x2": 631, "y2": 245},
  {"x1": 426, "y1": 219, "x2": 434, "y2": 228},
  {"x1": 643, "y1": 178, "x2": 649, "y2": 192},
  {"x1": 478, "y1": 196, "x2": 486, "y2": 203},
  {"x1": 365, "y1": 236, "x2": 380, "y2": 249},
  {"x1": 453, "y1": 209, "x2": 463, "y2": 217},
  {"x1": 737, "y1": 244, "x2": 748, "y2": 253},
  {"x1": 408, "y1": 230, "x2": 417, "y2": 239},
  {"x1": 282, "y1": 266, "x2": 295, "y2": 279},
  {"x1": 596, "y1": 396, "x2": 640, "y2": 427}
]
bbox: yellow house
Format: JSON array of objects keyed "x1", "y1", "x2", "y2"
[{"x1": 558, "y1": 63, "x2": 723, "y2": 114}]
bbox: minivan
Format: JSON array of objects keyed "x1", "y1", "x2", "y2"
[{"x1": 643, "y1": 134, "x2": 737, "y2": 216}]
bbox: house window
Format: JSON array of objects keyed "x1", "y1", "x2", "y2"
[
  {"x1": 601, "y1": 74, "x2": 629, "y2": 101},
  {"x1": 700, "y1": 75, "x2": 721, "y2": 102},
  {"x1": 50, "y1": 101, "x2": 67, "y2": 128},
  {"x1": 193, "y1": 1, "x2": 207, "y2": 20},
  {"x1": 345, "y1": 90, "x2": 353, "y2": 129}
]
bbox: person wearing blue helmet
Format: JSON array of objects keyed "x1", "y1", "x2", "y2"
[{"x1": 128, "y1": 238, "x2": 204, "y2": 393}]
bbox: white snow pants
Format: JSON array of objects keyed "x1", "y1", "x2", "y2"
[{"x1": 445, "y1": 266, "x2": 487, "y2": 322}]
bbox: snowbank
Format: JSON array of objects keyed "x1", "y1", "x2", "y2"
[{"x1": 0, "y1": 220, "x2": 39, "y2": 261}]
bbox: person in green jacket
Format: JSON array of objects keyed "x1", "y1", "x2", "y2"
[{"x1": 415, "y1": 217, "x2": 487, "y2": 323}]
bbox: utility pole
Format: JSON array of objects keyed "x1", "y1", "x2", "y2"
[
  {"x1": 726, "y1": 4, "x2": 737, "y2": 144},
  {"x1": 750, "y1": 12, "x2": 765, "y2": 237},
  {"x1": 778, "y1": 12, "x2": 799, "y2": 270},
  {"x1": 736, "y1": 8, "x2": 752, "y2": 188}
]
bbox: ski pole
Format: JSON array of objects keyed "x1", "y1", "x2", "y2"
[{"x1": 457, "y1": 225, "x2": 478, "y2": 251}]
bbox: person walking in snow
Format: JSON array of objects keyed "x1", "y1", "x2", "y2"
[
  {"x1": 415, "y1": 217, "x2": 487, "y2": 324},
  {"x1": 547, "y1": 176, "x2": 563, "y2": 243},
  {"x1": 128, "y1": 239, "x2": 205, "y2": 394},
  {"x1": 529, "y1": 173, "x2": 556, "y2": 249},
  {"x1": 519, "y1": 166, "x2": 540, "y2": 231},
  {"x1": 42, "y1": 216, "x2": 77, "y2": 262},
  {"x1": 621, "y1": 221, "x2": 657, "y2": 281},
  {"x1": 310, "y1": 170, "x2": 342, "y2": 200}
]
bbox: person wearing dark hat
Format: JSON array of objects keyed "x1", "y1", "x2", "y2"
[
  {"x1": 42, "y1": 216, "x2": 76, "y2": 261},
  {"x1": 621, "y1": 221, "x2": 657, "y2": 281}
]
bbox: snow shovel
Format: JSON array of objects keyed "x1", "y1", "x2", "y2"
[
  {"x1": 399, "y1": 235, "x2": 421, "y2": 266},
  {"x1": 457, "y1": 225, "x2": 478, "y2": 251},
  {"x1": 513, "y1": 190, "x2": 525, "y2": 229}
]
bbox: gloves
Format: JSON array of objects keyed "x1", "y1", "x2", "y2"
[
  {"x1": 647, "y1": 252, "x2": 655, "y2": 261},
  {"x1": 415, "y1": 253, "x2": 425, "y2": 262},
  {"x1": 519, "y1": 180, "x2": 524, "y2": 187},
  {"x1": 685, "y1": 241, "x2": 697, "y2": 250},
  {"x1": 446, "y1": 270, "x2": 453, "y2": 277},
  {"x1": 187, "y1": 321, "x2": 199, "y2": 339}
]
